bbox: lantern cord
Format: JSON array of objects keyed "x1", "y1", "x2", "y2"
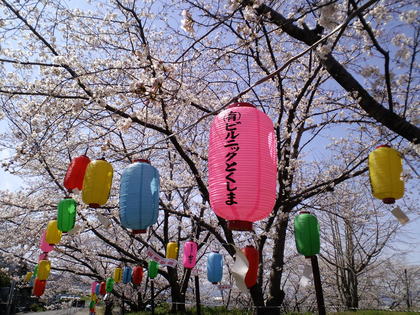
[{"x1": 84, "y1": 147, "x2": 89, "y2": 156}]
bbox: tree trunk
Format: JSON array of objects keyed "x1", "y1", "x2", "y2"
[
  {"x1": 250, "y1": 284, "x2": 266, "y2": 315},
  {"x1": 265, "y1": 212, "x2": 289, "y2": 315},
  {"x1": 168, "y1": 270, "x2": 186, "y2": 312}
]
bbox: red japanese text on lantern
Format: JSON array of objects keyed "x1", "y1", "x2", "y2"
[{"x1": 224, "y1": 111, "x2": 241, "y2": 206}]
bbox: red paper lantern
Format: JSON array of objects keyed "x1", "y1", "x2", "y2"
[
  {"x1": 208, "y1": 103, "x2": 277, "y2": 231},
  {"x1": 63, "y1": 155, "x2": 91, "y2": 193},
  {"x1": 131, "y1": 266, "x2": 143, "y2": 285},
  {"x1": 99, "y1": 282, "x2": 106, "y2": 295},
  {"x1": 32, "y1": 279, "x2": 47, "y2": 297},
  {"x1": 242, "y1": 245, "x2": 259, "y2": 288}
]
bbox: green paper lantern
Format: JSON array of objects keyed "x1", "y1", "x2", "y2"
[
  {"x1": 105, "y1": 277, "x2": 114, "y2": 292},
  {"x1": 33, "y1": 264, "x2": 39, "y2": 278},
  {"x1": 148, "y1": 261, "x2": 159, "y2": 279},
  {"x1": 294, "y1": 212, "x2": 320, "y2": 257},
  {"x1": 57, "y1": 198, "x2": 77, "y2": 232}
]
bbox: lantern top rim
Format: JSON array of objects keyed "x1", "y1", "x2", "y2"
[
  {"x1": 375, "y1": 144, "x2": 391, "y2": 149},
  {"x1": 133, "y1": 159, "x2": 150, "y2": 164},
  {"x1": 227, "y1": 102, "x2": 255, "y2": 108},
  {"x1": 298, "y1": 211, "x2": 311, "y2": 215}
]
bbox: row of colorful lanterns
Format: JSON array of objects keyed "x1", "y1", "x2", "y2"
[
  {"x1": 208, "y1": 103, "x2": 405, "y2": 231},
  {"x1": 63, "y1": 156, "x2": 160, "y2": 233},
  {"x1": 24, "y1": 202, "x2": 73, "y2": 296},
  {"x1": 26, "y1": 213, "x2": 318, "y2": 299},
  {"x1": 61, "y1": 103, "x2": 404, "y2": 238}
]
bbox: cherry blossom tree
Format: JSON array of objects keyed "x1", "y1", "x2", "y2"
[{"x1": 0, "y1": 0, "x2": 418, "y2": 314}]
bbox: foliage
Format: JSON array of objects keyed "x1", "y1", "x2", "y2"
[
  {"x1": 0, "y1": 269, "x2": 11, "y2": 287},
  {"x1": 29, "y1": 303, "x2": 45, "y2": 312},
  {"x1": 330, "y1": 311, "x2": 420, "y2": 315},
  {"x1": 128, "y1": 305, "x2": 254, "y2": 315}
]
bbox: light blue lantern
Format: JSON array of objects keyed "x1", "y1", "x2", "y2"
[
  {"x1": 95, "y1": 283, "x2": 100, "y2": 295},
  {"x1": 122, "y1": 266, "x2": 132, "y2": 284},
  {"x1": 207, "y1": 252, "x2": 223, "y2": 284},
  {"x1": 119, "y1": 159, "x2": 160, "y2": 234}
]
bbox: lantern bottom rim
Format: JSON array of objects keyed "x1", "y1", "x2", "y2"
[
  {"x1": 89, "y1": 203, "x2": 100, "y2": 208},
  {"x1": 228, "y1": 220, "x2": 253, "y2": 231},
  {"x1": 132, "y1": 229, "x2": 147, "y2": 234},
  {"x1": 383, "y1": 198, "x2": 395, "y2": 204}
]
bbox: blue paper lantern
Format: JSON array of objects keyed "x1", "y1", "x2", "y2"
[
  {"x1": 119, "y1": 159, "x2": 160, "y2": 234},
  {"x1": 95, "y1": 283, "x2": 100, "y2": 295},
  {"x1": 207, "y1": 252, "x2": 223, "y2": 284},
  {"x1": 122, "y1": 266, "x2": 132, "y2": 284}
]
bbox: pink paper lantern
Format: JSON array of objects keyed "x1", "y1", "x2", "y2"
[
  {"x1": 208, "y1": 102, "x2": 277, "y2": 231},
  {"x1": 91, "y1": 281, "x2": 98, "y2": 294},
  {"x1": 39, "y1": 230, "x2": 54, "y2": 253},
  {"x1": 183, "y1": 241, "x2": 198, "y2": 269}
]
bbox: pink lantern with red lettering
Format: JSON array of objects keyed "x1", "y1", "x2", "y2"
[
  {"x1": 183, "y1": 241, "x2": 198, "y2": 269},
  {"x1": 39, "y1": 230, "x2": 54, "y2": 253},
  {"x1": 208, "y1": 102, "x2": 277, "y2": 231}
]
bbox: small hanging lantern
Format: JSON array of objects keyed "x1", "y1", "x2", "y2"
[
  {"x1": 57, "y1": 198, "x2": 77, "y2": 232},
  {"x1": 82, "y1": 159, "x2": 113, "y2": 208},
  {"x1": 39, "y1": 230, "x2": 54, "y2": 253},
  {"x1": 32, "y1": 279, "x2": 47, "y2": 297},
  {"x1": 95, "y1": 283, "x2": 100, "y2": 295},
  {"x1": 36, "y1": 260, "x2": 51, "y2": 281},
  {"x1": 99, "y1": 282, "x2": 106, "y2": 295},
  {"x1": 90, "y1": 293, "x2": 97, "y2": 302},
  {"x1": 207, "y1": 252, "x2": 223, "y2": 284},
  {"x1": 113, "y1": 267, "x2": 122, "y2": 283},
  {"x1": 208, "y1": 103, "x2": 278, "y2": 231},
  {"x1": 166, "y1": 242, "x2": 178, "y2": 260},
  {"x1": 122, "y1": 266, "x2": 132, "y2": 284},
  {"x1": 148, "y1": 261, "x2": 159, "y2": 279},
  {"x1": 63, "y1": 155, "x2": 91, "y2": 193},
  {"x1": 119, "y1": 159, "x2": 160, "y2": 233},
  {"x1": 294, "y1": 211, "x2": 320, "y2": 257},
  {"x1": 89, "y1": 300, "x2": 96, "y2": 309},
  {"x1": 33, "y1": 264, "x2": 39, "y2": 279},
  {"x1": 105, "y1": 277, "x2": 114, "y2": 293},
  {"x1": 183, "y1": 241, "x2": 198, "y2": 269},
  {"x1": 24, "y1": 272, "x2": 33, "y2": 282},
  {"x1": 368, "y1": 145, "x2": 404, "y2": 204},
  {"x1": 242, "y1": 246, "x2": 259, "y2": 288},
  {"x1": 45, "y1": 220, "x2": 62, "y2": 245},
  {"x1": 91, "y1": 281, "x2": 98, "y2": 294},
  {"x1": 131, "y1": 266, "x2": 143, "y2": 285}
]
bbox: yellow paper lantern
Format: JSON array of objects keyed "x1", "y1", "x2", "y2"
[
  {"x1": 82, "y1": 159, "x2": 113, "y2": 208},
  {"x1": 166, "y1": 242, "x2": 178, "y2": 260},
  {"x1": 113, "y1": 267, "x2": 122, "y2": 283},
  {"x1": 24, "y1": 272, "x2": 33, "y2": 282},
  {"x1": 368, "y1": 145, "x2": 404, "y2": 204},
  {"x1": 37, "y1": 260, "x2": 51, "y2": 280},
  {"x1": 45, "y1": 220, "x2": 62, "y2": 245},
  {"x1": 90, "y1": 292, "x2": 97, "y2": 302}
]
